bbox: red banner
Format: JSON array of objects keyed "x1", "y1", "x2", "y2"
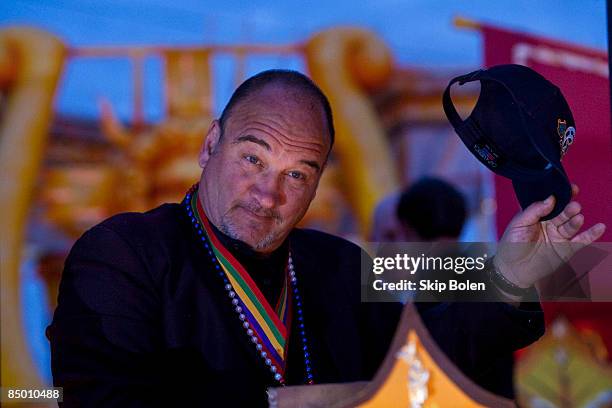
[{"x1": 480, "y1": 24, "x2": 612, "y2": 356}]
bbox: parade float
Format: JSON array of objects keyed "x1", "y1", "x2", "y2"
[{"x1": 1, "y1": 21, "x2": 611, "y2": 407}]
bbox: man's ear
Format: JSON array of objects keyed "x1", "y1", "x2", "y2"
[{"x1": 199, "y1": 120, "x2": 222, "y2": 168}]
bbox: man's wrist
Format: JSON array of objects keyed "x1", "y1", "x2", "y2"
[{"x1": 487, "y1": 256, "x2": 533, "y2": 300}]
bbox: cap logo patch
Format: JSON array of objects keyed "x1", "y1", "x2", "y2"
[
  {"x1": 557, "y1": 119, "x2": 575, "y2": 158},
  {"x1": 473, "y1": 143, "x2": 499, "y2": 168}
]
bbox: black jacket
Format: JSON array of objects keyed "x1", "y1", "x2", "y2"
[{"x1": 47, "y1": 203, "x2": 544, "y2": 407}]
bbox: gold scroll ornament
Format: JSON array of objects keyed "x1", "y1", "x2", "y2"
[
  {"x1": 305, "y1": 27, "x2": 400, "y2": 237},
  {"x1": 0, "y1": 27, "x2": 65, "y2": 392}
]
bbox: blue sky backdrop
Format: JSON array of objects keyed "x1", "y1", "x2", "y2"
[{"x1": 1, "y1": 0, "x2": 607, "y2": 120}]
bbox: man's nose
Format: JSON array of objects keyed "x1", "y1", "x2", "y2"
[{"x1": 251, "y1": 171, "x2": 284, "y2": 208}]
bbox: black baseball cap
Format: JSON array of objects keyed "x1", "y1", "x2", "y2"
[{"x1": 442, "y1": 64, "x2": 576, "y2": 220}]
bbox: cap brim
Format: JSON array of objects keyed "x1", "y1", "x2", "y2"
[{"x1": 511, "y1": 167, "x2": 571, "y2": 221}]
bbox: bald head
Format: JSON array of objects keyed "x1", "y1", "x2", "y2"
[{"x1": 219, "y1": 69, "x2": 335, "y2": 153}]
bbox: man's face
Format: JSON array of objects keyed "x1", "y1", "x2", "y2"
[{"x1": 198, "y1": 84, "x2": 330, "y2": 253}]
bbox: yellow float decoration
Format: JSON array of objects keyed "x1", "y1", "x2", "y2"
[
  {"x1": 516, "y1": 317, "x2": 612, "y2": 408},
  {"x1": 0, "y1": 26, "x2": 65, "y2": 393},
  {"x1": 305, "y1": 28, "x2": 400, "y2": 237},
  {"x1": 268, "y1": 305, "x2": 514, "y2": 407}
]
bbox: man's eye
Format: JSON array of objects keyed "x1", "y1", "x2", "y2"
[
  {"x1": 288, "y1": 171, "x2": 305, "y2": 180},
  {"x1": 244, "y1": 155, "x2": 261, "y2": 166}
]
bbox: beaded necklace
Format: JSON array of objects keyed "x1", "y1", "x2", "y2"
[{"x1": 183, "y1": 185, "x2": 314, "y2": 385}]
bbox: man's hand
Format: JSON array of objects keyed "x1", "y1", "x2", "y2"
[{"x1": 495, "y1": 184, "x2": 606, "y2": 289}]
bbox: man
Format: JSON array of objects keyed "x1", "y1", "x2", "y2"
[{"x1": 48, "y1": 70, "x2": 605, "y2": 407}]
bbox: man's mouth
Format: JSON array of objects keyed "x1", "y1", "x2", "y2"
[{"x1": 236, "y1": 205, "x2": 280, "y2": 222}]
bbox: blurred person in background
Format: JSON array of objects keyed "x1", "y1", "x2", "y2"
[
  {"x1": 369, "y1": 192, "x2": 407, "y2": 242},
  {"x1": 396, "y1": 177, "x2": 467, "y2": 241}
]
